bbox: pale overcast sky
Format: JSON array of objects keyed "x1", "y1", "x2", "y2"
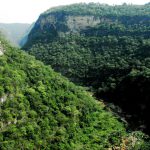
[{"x1": 0, "y1": 0, "x2": 149, "y2": 23}]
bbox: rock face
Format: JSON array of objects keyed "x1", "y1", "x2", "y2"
[
  {"x1": 0, "y1": 41, "x2": 4, "y2": 56},
  {"x1": 25, "y1": 3, "x2": 150, "y2": 44},
  {"x1": 67, "y1": 15, "x2": 102, "y2": 32},
  {"x1": 0, "y1": 95, "x2": 7, "y2": 103},
  {"x1": 37, "y1": 14, "x2": 102, "y2": 32},
  {"x1": 25, "y1": 12, "x2": 112, "y2": 47},
  {"x1": 28, "y1": 13, "x2": 108, "y2": 37}
]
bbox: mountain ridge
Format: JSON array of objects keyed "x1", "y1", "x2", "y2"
[{"x1": 0, "y1": 23, "x2": 31, "y2": 47}]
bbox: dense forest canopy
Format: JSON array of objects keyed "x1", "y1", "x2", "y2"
[
  {"x1": 1, "y1": 33, "x2": 150, "y2": 150},
  {"x1": 0, "y1": 2, "x2": 150, "y2": 149},
  {"x1": 43, "y1": 3, "x2": 150, "y2": 16},
  {"x1": 3, "y1": 34, "x2": 150, "y2": 149},
  {"x1": 23, "y1": 3, "x2": 150, "y2": 135}
]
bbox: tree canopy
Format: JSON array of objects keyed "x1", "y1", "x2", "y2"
[{"x1": 23, "y1": 3, "x2": 150, "y2": 135}]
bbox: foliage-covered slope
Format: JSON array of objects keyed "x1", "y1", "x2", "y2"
[
  {"x1": 23, "y1": 3, "x2": 150, "y2": 134},
  {"x1": 0, "y1": 36, "x2": 132, "y2": 149}
]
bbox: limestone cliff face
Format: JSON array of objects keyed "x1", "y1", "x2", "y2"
[
  {"x1": 34, "y1": 14, "x2": 103, "y2": 33},
  {"x1": 66, "y1": 16, "x2": 102, "y2": 32},
  {"x1": 26, "y1": 12, "x2": 111, "y2": 43},
  {"x1": 24, "y1": 3, "x2": 150, "y2": 47}
]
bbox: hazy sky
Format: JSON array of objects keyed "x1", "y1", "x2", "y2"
[{"x1": 0, "y1": 0, "x2": 149, "y2": 23}]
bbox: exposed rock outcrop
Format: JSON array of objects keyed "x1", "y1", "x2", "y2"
[
  {"x1": 32, "y1": 14, "x2": 109, "y2": 35},
  {"x1": 0, "y1": 95, "x2": 7, "y2": 103},
  {"x1": 0, "y1": 41, "x2": 4, "y2": 56}
]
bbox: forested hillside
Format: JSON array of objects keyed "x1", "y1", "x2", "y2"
[
  {"x1": 23, "y1": 3, "x2": 150, "y2": 134},
  {"x1": 1, "y1": 35, "x2": 147, "y2": 149}
]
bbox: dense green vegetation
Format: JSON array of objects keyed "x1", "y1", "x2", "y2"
[
  {"x1": 0, "y1": 36, "x2": 139, "y2": 149},
  {"x1": 44, "y1": 3, "x2": 150, "y2": 16},
  {"x1": 24, "y1": 3, "x2": 150, "y2": 135},
  {"x1": 0, "y1": 3, "x2": 150, "y2": 149}
]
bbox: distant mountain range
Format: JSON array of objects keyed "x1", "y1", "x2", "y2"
[{"x1": 0, "y1": 23, "x2": 32, "y2": 47}]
